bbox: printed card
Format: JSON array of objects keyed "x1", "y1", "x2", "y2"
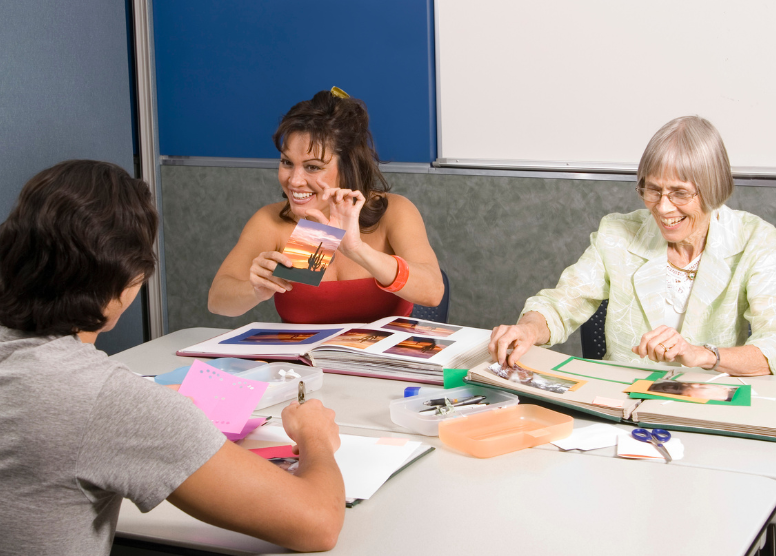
[
  {"x1": 179, "y1": 360, "x2": 269, "y2": 433},
  {"x1": 272, "y1": 220, "x2": 345, "y2": 286}
]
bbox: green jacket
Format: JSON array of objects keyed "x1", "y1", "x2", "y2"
[{"x1": 522, "y1": 205, "x2": 776, "y2": 373}]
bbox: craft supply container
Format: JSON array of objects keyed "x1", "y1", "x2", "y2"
[
  {"x1": 389, "y1": 385, "x2": 520, "y2": 436},
  {"x1": 233, "y1": 362, "x2": 323, "y2": 410},
  {"x1": 438, "y1": 404, "x2": 573, "y2": 458}
]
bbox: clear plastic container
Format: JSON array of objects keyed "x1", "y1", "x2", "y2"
[
  {"x1": 389, "y1": 385, "x2": 520, "y2": 436},
  {"x1": 233, "y1": 362, "x2": 323, "y2": 410},
  {"x1": 438, "y1": 404, "x2": 573, "y2": 458}
]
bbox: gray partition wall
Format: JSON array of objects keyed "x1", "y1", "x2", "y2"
[{"x1": 160, "y1": 164, "x2": 776, "y2": 358}]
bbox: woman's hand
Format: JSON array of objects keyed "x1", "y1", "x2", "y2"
[
  {"x1": 489, "y1": 324, "x2": 538, "y2": 368},
  {"x1": 489, "y1": 313, "x2": 551, "y2": 368},
  {"x1": 303, "y1": 183, "x2": 366, "y2": 257},
  {"x1": 248, "y1": 251, "x2": 294, "y2": 301},
  {"x1": 632, "y1": 325, "x2": 714, "y2": 368}
]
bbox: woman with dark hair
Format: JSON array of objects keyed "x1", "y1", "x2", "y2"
[
  {"x1": 490, "y1": 116, "x2": 776, "y2": 376},
  {"x1": 208, "y1": 88, "x2": 444, "y2": 323},
  {"x1": 0, "y1": 160, "x2": 344, "y2": 555}
]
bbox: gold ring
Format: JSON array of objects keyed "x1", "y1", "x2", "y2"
[{"x1": 658, "y1": 343, "x2": 667, "y2": 351}]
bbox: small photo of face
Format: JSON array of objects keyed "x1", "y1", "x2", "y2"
[{"x1": 648, "y1": 379, "x2": 737, "y2": 402}]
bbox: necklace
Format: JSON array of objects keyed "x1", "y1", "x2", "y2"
[{"x1": 668, "y1": 259, "x2": 699, "y2": 280}]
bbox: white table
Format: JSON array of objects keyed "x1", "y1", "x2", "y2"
[{"x1": 112, "y1": 328, "x2": 776, "y2": 555}]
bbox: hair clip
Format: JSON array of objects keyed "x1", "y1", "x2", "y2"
[{"x1": 330, "y1": 86, "x2": 350, "y2": 99}]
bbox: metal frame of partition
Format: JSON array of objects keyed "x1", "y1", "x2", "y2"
[{"x1": 132, "y1": 0, "x2": 167, "y2": 339}]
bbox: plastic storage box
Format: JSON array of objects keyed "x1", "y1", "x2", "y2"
[
  {"x1": 233, "y1": 362, "x2": 323, "y2": 410},
  {"x1": 438, "y1": 404, "x2": 573, "y2": 458},
  {"x1": 389, "y1": 385, "x2": 520, "y2": 436}
]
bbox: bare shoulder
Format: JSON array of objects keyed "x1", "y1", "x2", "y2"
[
  {"x1": 241, "y1": 202, "x2": 288, "y2": 235},
  {"x1": 381, "y1": 193, "x2": 423, "y2": 224}
]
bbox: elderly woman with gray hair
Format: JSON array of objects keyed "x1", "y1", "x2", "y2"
[{"x1": 490, "y1": 116, "x2": 776, "y2": 376}]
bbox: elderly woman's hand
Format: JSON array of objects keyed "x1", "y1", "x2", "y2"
[
  {"x1": 489, "y1": 312, "x2": 551, "y2": 368},
  {"x1": 632, "y1": 325, "x2": 714, "y2": 368}
]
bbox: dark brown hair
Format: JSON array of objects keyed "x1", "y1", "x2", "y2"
[
  {"x1": 273, "y1": 90, "x2": 390, "y2": 231},
  {"x1": 0, "y1": 160, "x2": 158, "y2": 336}
]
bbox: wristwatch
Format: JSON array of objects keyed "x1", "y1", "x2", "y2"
[{"x1": 703, "y1": 344, "x2": 720, "y2": 371}]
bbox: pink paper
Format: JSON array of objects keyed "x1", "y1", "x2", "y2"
[
  {"x1": 223, "y1": 417, "x2": 268, "y2": 441},
  {"x1": 250, "y1": 445, "x2": 297, "y2": 459},
  {"x1": 179, "y1": 360, "x2": 268, "y2": 434},
  {"x1": 376, "y1": 437, "x2": 408, "y2": 446}
]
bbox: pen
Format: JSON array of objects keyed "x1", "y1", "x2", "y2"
[
  {"x1": 419, "y1": 403, "x2": 490, "y2": 415},
  {"x1": 423, "y1": 395, "x2": 485, "y2": 407},
  {"x1": 298, "y1": 380, "x2": 305, "y2": 404}
]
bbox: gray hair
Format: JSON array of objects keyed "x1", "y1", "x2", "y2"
[{"x1": 637, "y1": 116, "x2": 733, "y2": 212}]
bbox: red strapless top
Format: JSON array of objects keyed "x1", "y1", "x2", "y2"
[{"x1": 274, "y1": 278, "x2": 413, "y2": 324}]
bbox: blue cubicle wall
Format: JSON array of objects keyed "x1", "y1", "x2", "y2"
[{"x1": 153, "y1": 0, "x2": 436, "y2": 163}]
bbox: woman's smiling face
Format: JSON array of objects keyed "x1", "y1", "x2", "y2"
[
  {"x1": 643, "y1": 174, "x2": 711, "y2": 247},
  {"x1": 278, "y1": 132, "x2": 340, "y2": 220}
]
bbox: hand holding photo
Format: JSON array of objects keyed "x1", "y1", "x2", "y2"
[{"x1": 272, "y1": 219, "x2": 345, "y2": 286}]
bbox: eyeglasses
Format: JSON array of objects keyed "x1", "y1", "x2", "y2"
[{"x1": 635, "y1": 187, "x2": 698, "y2": 206}]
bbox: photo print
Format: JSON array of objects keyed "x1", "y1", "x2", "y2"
[
  {"x1": 272, "y1": 220, "x2": 346, "y2": 286},
  {"x1": 381, "y1": 318, "x2": 462, "y2": 338},
  {"x1": 322, "y1": 328, "x2": 393, "y2": 349},
  {"x1": 220, "y1": 328, "x2": 342, "y2": 346},
  {"x1": 383, "y1": 336, "x2": 453, "y2": 360},
  {"x1": 647, "y1": 379, "x2": 738, "y2": 402},
  {"x1": 488, "y1": 362, "x2": 585, "y2": 394}
]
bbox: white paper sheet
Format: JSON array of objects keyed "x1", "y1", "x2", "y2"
[
  {"x1": 241, "y1": 424, "x2": 422, "y2": 500},
  {"x1": 334, "y1": 436, "x2": 421, "y2": 500},
  {"x1": 616, "y1": 434, "x2": 684, "y2": 461},
  {"x1": 552, "y1": 424, "x2": 630, "y2": 451}
]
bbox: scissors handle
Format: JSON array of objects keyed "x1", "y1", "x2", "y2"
[
  {"x1": 632, "y1": 428, "x2": 672, "y2": 463},
  {"x1": 651, "y1": 428, "x2": 671, "y2": 443}
]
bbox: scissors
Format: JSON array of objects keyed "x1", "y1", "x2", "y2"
[{"x1": 632, "y1": 428, "x2": 672, "y2": 463}]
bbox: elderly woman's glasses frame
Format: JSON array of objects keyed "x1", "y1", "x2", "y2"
[{"x1": 636, "y1": 187, "x2": 698, "y2": 206}]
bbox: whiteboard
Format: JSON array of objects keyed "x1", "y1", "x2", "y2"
[{"x1": 435, "y1": 0, "x2": 776, "y2": 174}]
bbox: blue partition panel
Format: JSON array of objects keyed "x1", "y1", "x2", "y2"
[{"x1": 153, "y1": 0, "x2": 436, "y2": 162}]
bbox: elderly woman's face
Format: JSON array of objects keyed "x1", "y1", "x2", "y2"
[{"x1": 643, "y1": 175, "x2": 710, "y2": 246}]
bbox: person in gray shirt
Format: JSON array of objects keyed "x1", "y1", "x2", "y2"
[{"x1": 0, "y1": 160, "x2": 345, "y2": 556}]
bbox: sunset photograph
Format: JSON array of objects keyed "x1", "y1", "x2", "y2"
[
  {"x1": 220, "y1": 328, "x2": 341, "y2": 346},
  {"x1": 273, "y1": 220, "x2": 345, "y2": 286},
  {"x1": 381, "y1": 318, "x2": 461, "y2": 338},
  {"x1": 383, "y1": 336, "x2": 453, "y2": 359},
  {"x1": 322, "y1": 328, "x2": 393, "y2": 349}
]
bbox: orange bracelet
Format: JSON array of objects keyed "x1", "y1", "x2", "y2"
[{"x1": 376, "y1": 255, "x2": 409, "y2": 293}]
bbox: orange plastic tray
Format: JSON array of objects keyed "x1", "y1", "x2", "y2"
[{"x1": 438, "y1": 404, "x2": 573, "y2": 458}]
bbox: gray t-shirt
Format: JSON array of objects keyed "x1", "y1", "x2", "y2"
[{"x1": 0, "y1": 327, "x2": 226, "y2": 556}]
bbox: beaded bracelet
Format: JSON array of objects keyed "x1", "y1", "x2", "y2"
[{"x1": 375, "y1": 255, "x2": 409, "y2": 293}]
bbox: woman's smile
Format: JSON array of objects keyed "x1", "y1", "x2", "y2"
[{"x1": 278, "y1": 132, "x2": 340, "y2": 219}]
